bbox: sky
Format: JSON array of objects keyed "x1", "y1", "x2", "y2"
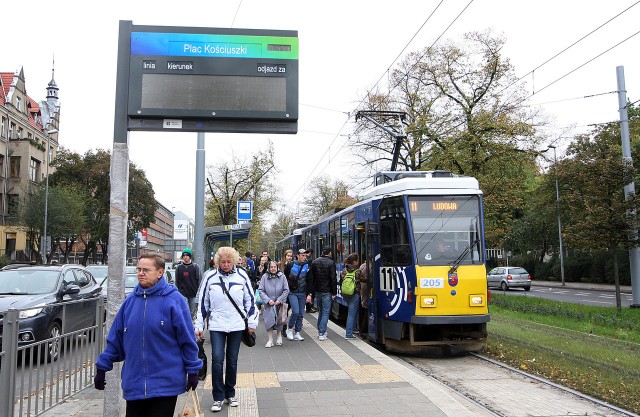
[{"x1": 4, "y1": 1, "x2": 640, "y2": 223}]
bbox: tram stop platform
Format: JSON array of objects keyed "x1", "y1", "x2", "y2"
[{"x1": 39, "y1": 312, "x2": 491, "y2": 417}]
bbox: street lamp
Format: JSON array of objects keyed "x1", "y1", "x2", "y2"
[
  {"x1": 41, "y1": 129, "x2": 57, "y2": 264},
  {"x1": 548, "y1": 145, "x2": 565, "y2": 286}
]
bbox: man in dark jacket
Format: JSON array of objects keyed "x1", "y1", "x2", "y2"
[
  {"x1": 309, "y1": 247, "x2": 337, "y2": 340},
  {"x1": 175, "y1": 248, "x2": 202, "y2": 319}
]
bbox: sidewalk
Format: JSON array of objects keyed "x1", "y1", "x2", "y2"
[
  {"x1": 37, "y1": 313, "x2": 495, "y2": 417},
  {"x1": 532, "y1": 279, "x2": 633, "y2": 294}
]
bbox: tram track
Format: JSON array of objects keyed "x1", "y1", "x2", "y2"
[{"x1": 399, "y1": 352, "x2": 639, "y2": 417}]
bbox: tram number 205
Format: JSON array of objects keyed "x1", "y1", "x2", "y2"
[{"x1": 379, "y1": 267, "x2": 397, "y2": 292}]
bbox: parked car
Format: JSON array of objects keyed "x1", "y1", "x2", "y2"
[
  {"x1": 487, "y1": 266, "x2": 532, "y2": 291},
  {"x1": 99, "y1": 273, "x2": 138, "y2": 299},
  {"x1": 0, "y1": 264, "x2": 102, "y2": 361},
  {"x1": 86, "y1": 265, "x2": 108, "y2": 282}
]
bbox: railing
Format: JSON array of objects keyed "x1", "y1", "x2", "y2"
[{"x1": 0, "y1": 298, "x2": 105, "y2": 417}]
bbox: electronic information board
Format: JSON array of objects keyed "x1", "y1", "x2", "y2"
[{"x1": 124, "y1": 24, "x2": 299, "y2": 134}]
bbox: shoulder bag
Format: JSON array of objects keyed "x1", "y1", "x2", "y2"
[{"x1": 219, "y1": 276, "x2": 256, "y2": 347}]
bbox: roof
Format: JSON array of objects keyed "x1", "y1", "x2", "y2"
[{"x1": 1, "y1": 71, "x2": 44, "y2": 130}]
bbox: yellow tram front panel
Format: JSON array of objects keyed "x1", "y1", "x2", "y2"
[{"x1": 414, "y1": 264, "x2": 488, "y2": 316}]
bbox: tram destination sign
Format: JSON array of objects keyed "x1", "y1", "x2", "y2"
[{"x1": 123, "y1": 23, "x2": 299, "y2": 134}]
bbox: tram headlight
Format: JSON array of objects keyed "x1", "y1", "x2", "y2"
[
  {"x1": 469, "y1": 295, "x2": 486, "y2": 306},
  {"x1": 420, "y1": 296, "x2": 437, "y2": 307}
]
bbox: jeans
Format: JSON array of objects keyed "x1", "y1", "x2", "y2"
[
  {"x1": 288, "y1": 293, "x2": 307, "y2": 332},
  {"x1": 316, "y1": 292, "x2": 332, "y2": 335},
  {"x1": 183, "y1": 295, "x2": 197, "y2": 319},
  {"x1": 344, "y1": 294, "x2": 360, "y2": 337},
  {"x1": 209, "y1": 330, "x2": 243, "y2": 401}
]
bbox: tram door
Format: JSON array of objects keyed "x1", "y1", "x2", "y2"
[{"x1": 362, "y1": 221, "x2": 377, "y2": 340}]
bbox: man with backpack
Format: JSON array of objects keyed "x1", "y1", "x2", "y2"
[
  {"x1": 309, "y1": 247, "x2": 337, "y2": 341},
  {"x1": 340, "y1": 253, "x2": 365, "y2": 339}
]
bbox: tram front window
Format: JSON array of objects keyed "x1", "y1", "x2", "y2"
[{"x1": 408, "y1": 195, "x2": 482, "y2": 266}]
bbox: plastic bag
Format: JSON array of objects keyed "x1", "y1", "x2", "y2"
[
  {"x1": 197, "y1": 339, "x2": 207, "y2": 381},
  {"x1": 255, "y1": 288, "x2": 262, "y2": 309},
  {"x1": 277, "y1": 302, "x2": 288, "y2": 326}
]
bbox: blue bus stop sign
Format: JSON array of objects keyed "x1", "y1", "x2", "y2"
[{"x1": 237, "y1": 201, "x2": 253, "y2": 222}]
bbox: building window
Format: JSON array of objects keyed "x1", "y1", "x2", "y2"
[
  {"x1": 10, "y1": 156, "x2": 20, "y2": 178},
  {"x1": 28, "y1": 132, "x2": 33, "y2": 140},
  {"x1": 7, "y1": 194, "x2": 18, "y2": 216},
  {"x1": 17, "y1": 127, "x2": 23, "y2": 139},
  {"x1": 1, "y1": 117, "x2": 5, "y2": 138},
  {"x1": 16, "y1": 97, "x2": 21, "y2": 112},
  {"x1": 9, "y1": 123, "x2": 15, "y2": 139},
  {"x1": 29, "y1": 158, "x2": 40, "y2": 182},
  {"x1": 0, "y1": 155, "x2": 4, "y2": 178}
]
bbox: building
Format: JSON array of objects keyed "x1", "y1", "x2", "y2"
[
  {"x1": 172, "y1": 210, "x2": 194, "y2": 258},
  {"x1": 0, "y1": 66, "x2": 60, "y2": 261},
  {"x1": 130, "y1": 200, "x2": 175, "y2": 263}
]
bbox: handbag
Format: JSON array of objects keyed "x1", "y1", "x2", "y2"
[
  {"x1": 277, "y1": 302, "x2": 288, "y2": 326},
  {"x1": 219, "y1": 276, "x2": 256, "y2": 347},
  {"x1": 196, "y1": 338, "x2": 207, "y2": 381},
  {"x1": 178, "y1": 389, "x2": 204, "y2": 417}
]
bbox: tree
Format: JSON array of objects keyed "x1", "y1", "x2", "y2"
[
  {"x1": 50, "y1": 148, "x2": 156, "y2": 265},
  {"x1": 16, "y1": 184, "x2": 85, "y2": 263},
  {"x1": 204, "y1": 142, "x2": 278, "y2": 252},
  {"x1": 560, "y1": 124, "x2": 638, "y2": 311},
  {"x1": 301, "y1": 176, "x2": 358, "y2": 221},
  {"x1": 352, "y1": 30, "x2": 543, "y2": 247}
]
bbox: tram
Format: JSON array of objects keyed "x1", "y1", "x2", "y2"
[{"x1": 275, "y1": 171, "x2": 489, "y2": 354}]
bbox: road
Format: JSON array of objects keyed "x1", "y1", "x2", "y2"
[{"x1": 491, "y1": 283, "x2": 635, "y2": 308}]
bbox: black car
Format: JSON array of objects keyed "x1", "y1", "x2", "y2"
[{"x1": 0, "y1": 264, "x2": 102, "y2": 361}]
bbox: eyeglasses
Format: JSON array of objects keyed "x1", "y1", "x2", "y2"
[{"x1": 136, "y1": 267, "x2": 157, "y2": 274}]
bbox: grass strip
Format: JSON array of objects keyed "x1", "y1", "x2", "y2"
[{"x1": 486, "y1": 295, "x2": 640, "y2": 414}]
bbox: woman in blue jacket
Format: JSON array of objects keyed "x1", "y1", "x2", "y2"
[{"x1": 94, "y1": 254, "x2": 202, "y2": 417}]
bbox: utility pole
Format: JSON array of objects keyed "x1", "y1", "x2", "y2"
[
  {"x1": 355, "y1": 111, "x2": 407, "y2": 171},
  {"x1": 548, "y1": 145, "x2": 565, "y2": 286},
  {"x1": 617, "y1": 66, "x2": 640, "y2": 308}
]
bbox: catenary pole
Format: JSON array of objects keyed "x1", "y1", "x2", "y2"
[
  {"x1": 104, "y1": 20, "x2": 132, "y2": 417},
  {"x1": 616, "y1": 65, "x2": 640, "y2": 308},
  {"x1": 195, "y1": 132, "x2": 205, "y2": 273}
]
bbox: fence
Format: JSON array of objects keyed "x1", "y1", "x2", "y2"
[{"x1": 0, "y1": 299, "x2": 105, "y2": 417}]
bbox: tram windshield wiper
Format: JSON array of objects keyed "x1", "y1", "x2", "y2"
[{"x1": 448, "y1": 239, "x2": 479, "y2": 275}]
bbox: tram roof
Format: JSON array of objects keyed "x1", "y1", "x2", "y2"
[{"x1": 362, "y1": 171, "x2": 481, "y2": 200}]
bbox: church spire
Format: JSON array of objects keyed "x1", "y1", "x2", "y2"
[{"x1": 46, "y1": 56, "x2": 59, "y2": 101}]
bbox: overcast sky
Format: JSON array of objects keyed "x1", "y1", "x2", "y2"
[{"x1": 4, "y1": 1, "x2": 640, "y2": 222}]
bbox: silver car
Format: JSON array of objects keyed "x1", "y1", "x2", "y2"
[{"x1": 487, "y1": 266, "x2": 531, "y2": 291}]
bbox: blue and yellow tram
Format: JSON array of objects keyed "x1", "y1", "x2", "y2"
[{"x1": 275, "y1": 171, "x2": 489, "y2": 354}]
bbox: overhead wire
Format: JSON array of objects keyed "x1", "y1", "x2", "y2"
[
  {"x1": 497, "y1": 1, "x2": 640, "y2": 96},
  {"x1": 286, "y1": 0, "x2": 477, "y2": 208}
]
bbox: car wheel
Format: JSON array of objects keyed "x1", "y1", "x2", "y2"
[
  {"x1": 500, "y1": 281, "x2": 509, "y2": 291},
  {"x1": 524, "y1": 286, "x2": 531, "y2": 291},
  {"x1": 46, "y1": 322, "x2": 62, "y2": 362}
]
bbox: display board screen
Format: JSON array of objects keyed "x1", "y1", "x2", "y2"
[{"x1": 125, "y1": 24, "x2": 298, "y2": 133}]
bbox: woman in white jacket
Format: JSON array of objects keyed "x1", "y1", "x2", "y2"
[{"x1": 195, "y1": 247, "x2": 258, "y2": 413}]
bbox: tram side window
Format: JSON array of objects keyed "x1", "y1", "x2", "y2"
[{"x1": 379, "y1": 197, "x2": 411, "y2": 266}]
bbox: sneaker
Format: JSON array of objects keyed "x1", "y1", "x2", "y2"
[
  {"x1": 319, "y1": 334, "x2": 327, "y2": 341},
  {"x1": 211, "y1": 401, "x2": 223, "y2": 412},
  {"x1": 265, "y1": 340, "x2": 273, "y2": 348},
  {"x1": 309, "y1": 307, "x2": 318, "y2": 313},
  {"x1": 276, "y1": 336, "x2": 283, "y2": 345},
  {"x1": 345, "y1": 335, "x2": 357, "y2": 340},
  {"x1": 225, "y1": 397, "x2": 239, "y2": 407},
  {"x1": 293, "y1": 332, "x2": 304, "y2": 341},
  {"x1": 286, "y1": 329, "x2": 294, "y2": 340}
]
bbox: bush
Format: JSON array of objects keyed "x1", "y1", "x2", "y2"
[{"x1": 0, "y1": 254, "x2": 8, "y2": 269}]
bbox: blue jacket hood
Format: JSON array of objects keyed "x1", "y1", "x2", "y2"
[{"x1": 132, "y1": 276, "x2": 175, "y2": 297}]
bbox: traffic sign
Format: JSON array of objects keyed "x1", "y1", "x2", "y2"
[{"x1": 237, "y1": 200, "x2": 253, "y2": 221}]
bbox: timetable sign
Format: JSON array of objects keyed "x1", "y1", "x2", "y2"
[{"x1": 124, "y1": 23, "x2": 299, "y2": 134}]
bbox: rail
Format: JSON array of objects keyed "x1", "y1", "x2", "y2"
[{"x1": 0, "y1": 298, "x2": 105, "y2": 417}]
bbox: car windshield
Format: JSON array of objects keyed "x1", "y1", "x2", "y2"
[
  {"x1": 125, "y1": 274, "x2": 138, "y2": 288},
  {"x1": 0, "y1": 270, "x2": 60, "y2": 294},
  {"x1": 510, "y1": 268, "x2": 528, "y2": 274},
  {"x1": 86, "y1": 265, "x2": 109, "y2": 280},
  {"x1": 409, "y1": 195, "x2": 483, "y2": 266}
]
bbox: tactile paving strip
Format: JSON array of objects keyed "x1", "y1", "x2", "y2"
[{"x1": 344, "y1": 364, "x2": 403, "y2": 384}]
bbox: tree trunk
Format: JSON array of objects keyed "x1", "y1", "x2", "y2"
[{"x1": 612, "y1": 249, "x2": 622, "y2": 312}]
